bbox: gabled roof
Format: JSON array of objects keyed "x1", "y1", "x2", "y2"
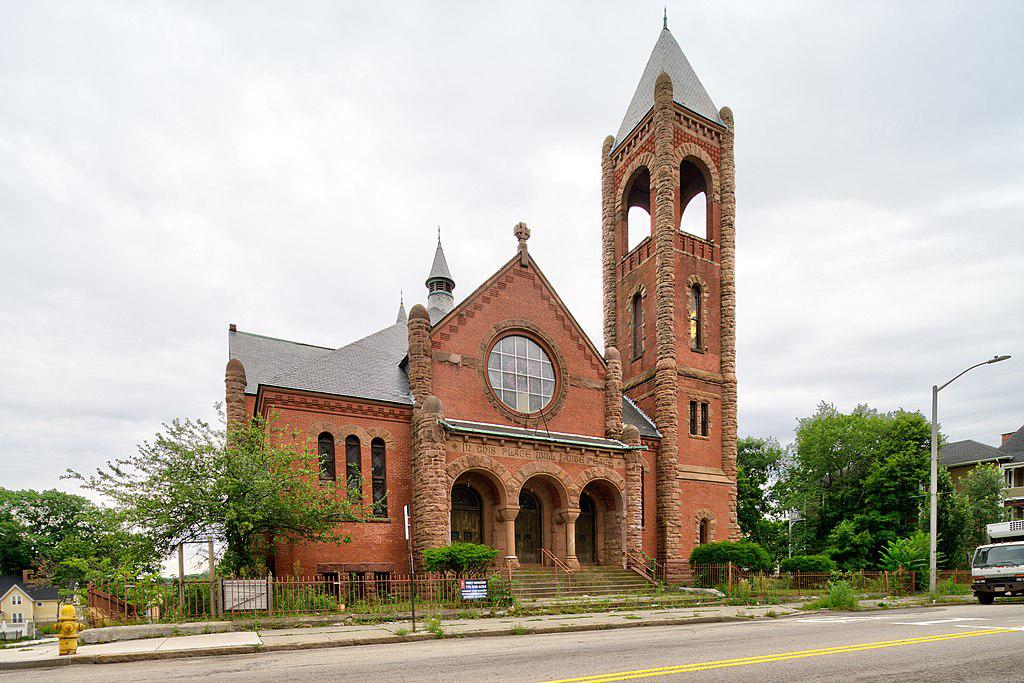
[
  {"x1": 263, "y1": 321, "x2": 412, "y2": 406},
  {"x1": 940, "y1": 439, "x2": 1005, "y2": 467},
  {"x1": 614, "y1": 27, "x2": 723, "y2": 150},
  {"x1": 0, "y1": 577, "x2": 59, "y2": 602},
  {"x1": 998, "y1": 424, "x2": 1024, "y2": 457}
]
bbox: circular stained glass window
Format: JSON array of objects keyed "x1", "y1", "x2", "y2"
[{"x1": 486, "y1": 335, "x2": 555, "y2": 413}]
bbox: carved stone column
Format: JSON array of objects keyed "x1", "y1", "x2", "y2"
[
  {"x1": 497, "y1": 506, "x2": 520, "y2": 569},
  {"x1": 556, "y1": 509, "x2": 581, "y2": 570},
  {"x1": 622, "y1": 425, "x2": 644, "y2": 555},
  {"x1": 719, "y1": 106, "x2": 740, "y2": 540},
  {"x1": 601, "y1": 135, "x2": 618, "y2": 348},
  {"x1": 407, "y1": 304, "x2": 433, "y2": 406},
  {"x1": 224, "y1": 358, "x2": 247, "y2": 428},
  {"x1": 604, "y1": 346, "x2": 623, "y2": 439},
  {"x1": 411, "y1": 395, "x2": 448, "y2": 563}
]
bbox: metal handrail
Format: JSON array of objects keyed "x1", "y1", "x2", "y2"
[
  {"x1": 624, "y1": 549, "x2": 662, "y2": 585},
  {"x1": 539, "y1": 548, "x2": 573, "y2": 590}
]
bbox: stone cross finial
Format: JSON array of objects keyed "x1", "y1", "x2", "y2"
[{"x1": 514, "y1": 221, "x2": 530, "y2": 265}]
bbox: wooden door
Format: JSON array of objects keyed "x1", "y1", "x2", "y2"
[
  {"x1": 516, "y1": 490, "x2": 542, "y2": 564},
  {"x1": 450, "y1": 485, "x2": 483, "y2": 543},
  {"x1": 576, "y1": 492, "x2": 596, "y2": 564}
]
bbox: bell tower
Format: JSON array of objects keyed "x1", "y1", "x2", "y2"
[{"x1": 601, "y1": 21, "x2": 738, "y2": 579}]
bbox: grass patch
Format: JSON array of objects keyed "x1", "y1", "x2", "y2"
[
  {"x1": 804, "y1": 581, "x2": 859, "y2": 611},
  {"x1": 623, "y1": 614, "x2": 643, "y2": 620},
  {"x1": 424, "y1": 616, "x2": 445, "y2": 638},
  {"x1": 509, "y1": 623, "x2": 528, "y2": 635},
  {"x1": 393, "y1": 628, "x2": 409, "y2": 636}
]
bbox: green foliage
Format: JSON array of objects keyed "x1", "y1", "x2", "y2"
[
  {"x1": 954, "y1": 463, "x2": 1007, "y2": 563},
  {"x1": 879, "y1": 531, "x2": 933, "y2": 590},
  {"x1": 688, "y1": 540, "x2": 772, "y2": 572},
  {"x1": 737, "y1": 437, "x2": 787, "y2": 561},
  {"x1": 782, "y1": 403, "x2": 932, "y2": 568},
  {"x1": 487, "y1": 576, "x2": 516, "y2": 609},
  {"x1": 0, "y1": 487, "x2": 159, "y2": 584},
  {"x1": 275, "y1": 586, "x2": 340, "y2": 613},
  {"x1": 421, "y1": 543, "x2": 497, "y2": 577},
  {"x1": 779, "y1": 554, "x2": 837, "y2": 573},
  {"x1": 69, "y1": 411, "x2": 362, "y2": 576},
  {"x1": 805, "y1": 580, "x2": 858, "y2": 611}
]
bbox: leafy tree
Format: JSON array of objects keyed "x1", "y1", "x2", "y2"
[
  {"x1": 781, "y1": 403, "x2": 932, "y2": 568},
  {"x1": 879, "y1": 531, "x2": 932, "y2": 590},
  {"x1": 69, "y1": 412, "x2": 363, "y2": 576},
  {"x1": 737, "y1": 437, "x2": 788, "y2": 561},
  {"x1": 957, "y1": 464, "x2": 1006, "y2": 548},
  {"x1": 0, "y1": 488, "x2": 158, "y2": 583},
  {"x1": 422, "y1": 543, "x2": 497, "y2": 576}
]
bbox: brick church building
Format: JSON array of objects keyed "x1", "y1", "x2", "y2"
[{"x1": 224, "y1": 23, "x2": 738, "y2": 582}]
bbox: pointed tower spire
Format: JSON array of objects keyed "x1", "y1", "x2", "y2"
[
  {"x1": 396, "y1": 291, "x2": 407, "y2": 324},
  {"x1": 425, "y1": 229, "x2": 455, "y2": 318},
  {"x1": 612, "y1": 24, "x2": 723, "y2": 150}
]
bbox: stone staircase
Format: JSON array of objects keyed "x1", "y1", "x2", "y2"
[{"x1": 511, "y1": 565, "x2": 656, "y2": 601}]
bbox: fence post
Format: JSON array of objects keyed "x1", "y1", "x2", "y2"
[
  {"x1": 884, "y1": 570, "x2": 889, "y2": 595},
  {"x1": 727, "y1": 562, "x2": 733, "y2": 596},
  {"x1": 267, "y1": 572, "x2": 274, "y2": 617},
  {"x1": 796, "y1": 570, "x2": 800, "y2": 597}
]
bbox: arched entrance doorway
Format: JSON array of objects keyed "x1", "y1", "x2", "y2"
[
  {"x1": 450, "y1": 484, "x2": 483, "y2": 543},
  {"x1": 576, "y1": 492, "x2": 597, "y2": 564},
  {"x1": 515, "y1": 490, "x2": 542, "y2": 564}
]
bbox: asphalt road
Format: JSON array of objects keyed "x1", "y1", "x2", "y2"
[{"x1": 7, "y1": 603, "x2": 1024, "y2": 682}]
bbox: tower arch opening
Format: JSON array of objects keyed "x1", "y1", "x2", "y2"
[
  {"x1": 678, "y1": 159, "x2": 711, "y2": 240},
  {"x1": 624, "y1": 167, "x2": 652, "y2": 252}
]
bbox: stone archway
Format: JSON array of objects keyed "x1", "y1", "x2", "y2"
[
  {"x1": 577, "y1": 468, "x2": 627, "y2": 566},
  {"x1": 512, "y1": 462, "x2": 576, "y2": 566}
]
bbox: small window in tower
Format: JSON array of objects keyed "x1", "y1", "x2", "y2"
[
  {"x1": 689, "y1": 283, "x2": 703, "y2": 352},
  {"x1": 345, "y1": 435, "x2": 362, "y2": 501},
  {"x1": 371, "y1": 437, "x2": 387, "y2": 517},
  {"x1": 700, "y1": 402, "x2": 709, "y2": 437},
  {"x1": 631, "y1": 292, "x2": 644, "y2": 360},
  {"x1": 679, "y1": 159, "x2": 710, "y2": 240},
  {"x1": 698, "y1": 518, "x2": 710, "y2": 545},
  {"x1": 317, "y1": 432, "x2": 336, "y2": 480},
  {"x1": 689, "y1": 401, "x2": 698, "y2": 436},
  {"x1": 689, "y1": 400, "x2": 709, "y2": 437}
]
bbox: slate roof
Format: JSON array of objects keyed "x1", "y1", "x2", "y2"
[
  {"x1": 228, "y1": 330, "x2": 332, "y2": 396},
  {"x1": 998, "y1": 424, "x2": 1024, "y2": 459},
  {"x1": 614, "y1": 27, "x2": 723, "y2": 150},
  {"x1": 262, "y1": 322, "x2": 413, "y2": 405},
  {"x1": 441, "y1": 419, "x2": 643, "y2": 451},
  {"x1": 426, "y1": 239, "x2": 454, "y2": 285},
  {"x1": 623, "y1": 395, "x2": 660, "y2": 438},
  {"x1": 0, "y1": 577, "x2": 60, "y2": 602},
  {"x1": 940, "y1": 439, "x2": 1005, "y2": 467}
]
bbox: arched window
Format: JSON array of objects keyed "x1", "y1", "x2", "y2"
[
  {"x1": 625, "y1": 167, "x2": 651, "y2": 252},
  {"x1": 631, "y1": 291, "x2": 644, "y2": 360},
  {"x1": 371, "y1": 437, "x2": 387, "y2": 517},
  {"x1": 451, "y1": 485, "x2": 483, "y2": 543},
  {"x1": 345, "y1": 435, "x2": 362, "y2": 501},
  {"x1": 317, "y1": 432, "x2": 335, "y2": 481},
  {"x1": 679, "y1": 160, "x2": 710, "y2": 240},
  {"x1": 698, "y1": 518, "x2": 710, "y2": 545},
  {"x1": 688, "y1": 283, "x2": 703, "y2": 352}
]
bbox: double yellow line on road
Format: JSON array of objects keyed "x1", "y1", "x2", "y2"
[{"x1": 543, "y1": 628, "x2": 1016, "y2": 682}]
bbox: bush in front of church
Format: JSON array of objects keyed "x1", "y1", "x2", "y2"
[
  {"x1": 688, "y1": 539, "x2": 772, "y2": 572},
  {"x1": 423, "y1": 543, "x2": 498, "y2": 577}
]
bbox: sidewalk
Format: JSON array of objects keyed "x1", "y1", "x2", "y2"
[{"x1": 0, "y1": 603, "x2": 800, "y2": 671}]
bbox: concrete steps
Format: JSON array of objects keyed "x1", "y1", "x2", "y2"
[{"x1": 511, "y1": 566, "x2": 656, "y2": 600}]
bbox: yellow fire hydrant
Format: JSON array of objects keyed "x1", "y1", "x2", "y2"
[{"x1": 58, "y1": 604, "x2": 80, "y2": 656}]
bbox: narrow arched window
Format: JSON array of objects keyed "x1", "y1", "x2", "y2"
[
  {"x1": 371, "y1": 437, "x2": 387, "y2": 517},
  {"x1": 317, "y1": 432, "x2": 335, "y2": 481},
  {"x1": 345, "y1": 435, "x2": 362, "y2": 501},
  {"x1": 699, "y1": 518, "x2": 710, "y2": 545},
  {"x1": 689, "y1": 283, "x2": 703, "y2": 352},
  {"x1": 631, "y1": 291, "x2": 644, "y2": 360}
]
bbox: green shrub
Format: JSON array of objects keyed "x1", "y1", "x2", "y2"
[
  {"x1": 422, "y1": 543, "x2": 498, "y2": 576},
  {"x1": 688, "y1": 540, "x2": 772, "y2": 572},
  {"x1": 275, "y1": 586, "x2": 340, "y2": 613},
  {"x1": 879, "y1": 532, "x2": 932, "y2": 590},
  {"x1": 780, "y1": 555, "x2": 837, "y2": 574},
  {"x1": 805, "y1": 580, "x2": 858, "y2": 611},
  {"x1": 937, "y1": 577, "x2": 970, "y2": 596}
]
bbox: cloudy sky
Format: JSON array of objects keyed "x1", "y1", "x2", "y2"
[{"x1": 2, "y1": 1, "x2": 1022, "y2": 496}]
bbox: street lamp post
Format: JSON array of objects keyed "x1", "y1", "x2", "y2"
[{"x1": 929, "y1": 354, "x2": 1010, "y2": 594}]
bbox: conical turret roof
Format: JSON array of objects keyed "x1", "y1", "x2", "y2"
[
  {"x1": 426, "y1": 238, "x2": 454, "y2": 286},
  {"x1": 613, "y1": 26, "x2": 723, "y2": 150}
]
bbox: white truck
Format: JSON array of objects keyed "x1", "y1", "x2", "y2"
[{"x1": 971, "y1": 520, "x2": 1024, "y2": 604}]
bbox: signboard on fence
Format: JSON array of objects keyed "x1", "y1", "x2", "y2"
[
  {"x1": 459, "y1": 579, "x2": 488, "y2": 601},
  {"x1": 222, "y1": 579, "x2": 268, "y2": 611}
]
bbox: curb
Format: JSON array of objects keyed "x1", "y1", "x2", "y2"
[{"x1": 0, "y1": 614, "x2": 752, "y2": 671}]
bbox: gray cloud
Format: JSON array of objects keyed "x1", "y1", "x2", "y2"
[{"x1": 1, "y1": 1, "x2": 1021, "y2": 494}]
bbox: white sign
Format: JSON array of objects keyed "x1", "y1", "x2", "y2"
[{"x1": 404, "y1": 504, "x2": 410, "y2": 540}]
